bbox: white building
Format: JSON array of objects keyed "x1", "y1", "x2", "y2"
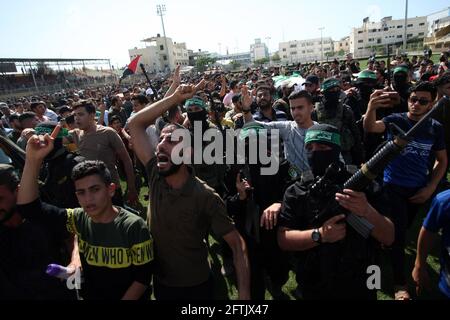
[
  {"x1": 173, "y1": 42, "x2": 190, "y2": 67},
  {"x1": 334, "y1": 37, "x2": 350, "y2": 54},
  {"x1": 427, "y1": 7, "x2": 450, "y2": 36},
  {"x1": 250, "y1": 39, "x2": 269, "y2": 62},
  {"x1": 349, "y1": 16, "x2": 428, "y2": 58},
  {"x1": 279, "y1": 37, "x2": 333, "y2": 64},
  {"x1": 128, "y1": 34, "x2": 189, "y2": 73}
]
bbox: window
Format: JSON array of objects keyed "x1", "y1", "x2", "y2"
[
  {"x1": 291, "y1": 51, "x2": 297, "y2": 55},
  {"x1": 407, "y1": 24, "x2": 413, "y2": 27},
  {"x1": 283, "y1": 55, "x2": 287, "y2": 59},
  {"x1": 160, "y1": 45, "x2": 164, "y2": 50},
  {"x1": 282, "y1": 48, "x2": 286, "y2": 52},
  {"x1": 407, "y1": 34, "x2": 413, "y2": 38},
  {"x1": 419, "y1": 23, "x2": 425, "y2": 26},
  {"x1": 384, "y1": 27, "x2": 389, "y2": 31},
  {"x1": 368, "y1": 38, "x2": 374, "y2": 42},
  {"x1": 377, "y1": 38, "x2": 382, "y2": 44},
  {"x1": 397, "y1": 25, "x2": 403, "y2": 28},
  {"x1": 418, "y1": 32, "x2": 424, "y2": 36},
  {"x1": 397, "y1": 35, "x2": 402, "y2": 38},
  {"x1": 372, "y1": 29, "x2": 377, "y2": 33},
  {"x1": 302, "y1": 50, "x2": 306, "y2": 54},
  {"x1": 290, "y1": 44, "x2": 297, "y2": 48},
  {"x1": 163, "y1": 55, "x2": 167, "y2": 61},
  {"x1": 358, "y1": 31, "x2": 363, "y2": 34},
  {"x1": 358, "y1": 47, "x2": 364, "y2": 50},
  {"x1": 358, "y1": 40, "x2": 363, "y2": 43}
]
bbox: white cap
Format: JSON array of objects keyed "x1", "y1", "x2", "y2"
[{"x1": 145, "y1": 88, "x2": 154, "y2": 96}]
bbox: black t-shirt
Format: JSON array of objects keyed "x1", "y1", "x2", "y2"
[{"x1": 1, "y1": 202, "x2": 73, "y2": 299}]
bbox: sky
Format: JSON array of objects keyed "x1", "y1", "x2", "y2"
[{"x1": 0, "y1": 0, "x2": 448, "y2": 68}]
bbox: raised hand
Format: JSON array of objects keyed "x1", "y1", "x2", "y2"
[{"x1": 368, "y1": 90, "x2": 394, "y2": 111}]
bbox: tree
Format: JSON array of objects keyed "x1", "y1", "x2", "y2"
[
  {"x1": 230, "y1": 60, "x2": 241, "y2": 70},
  {"x1": 196, "y1": 56, "x2": 217, "y2": 72},
  {"x1": 271, "y1": 53, "x2": 281, "y2": 62},
  {"x1": 337, "y1": 49, "x2": 345, "y2": 57},
  {"x1": 254, "y1": 57, "x2": 270, "y2": 66}
]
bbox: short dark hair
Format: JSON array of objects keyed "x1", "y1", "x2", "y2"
[
  {"x1": 131, "y1": 94, "x2": 149, "y2": 105},
  {"x1": 71, "y1": 161, "x2": 112, "y2": 185},
  {"x1": 229, "y1": 80, "x2": 238, "y2": 90},
  {"x1": 111, "y1": 96, "x2": 120, "y2": 106},
  {"x1": 18, "y1": 112, "x2": 36, "y2": 123},
  {"x1": 65, "y1": 114, "x2": 75, "y2": 125},
  {"x1": 167, "y1": 105, "x2": 181, "y2": 121},
  {"x1": 288, "y1": 90, "x2": 313, "y2": 104},
  {"x1": 109, "y1": 115, "x2": 122, "y2": 124},
  {"x1": 0, "y1": 165, "x2": 19, "y2": 192},
  {"x1": 9, "y1": 114, "x2": 19, "y2": 122},
  {"x1": 232, "y1": 94, "x2": 242, "y2": 103},
  {"x1": 409, "y1": 81, "x2": 437, "y2": 101},
  {"x1": 72, "y1": 101, "x2": 96, "y2": 114},
  {"x1": 30, "y1": 102, "x2": 45, "y2": 111},
  {"x1": 434, "y1": 71, "x2": 450, "y2": 87}
]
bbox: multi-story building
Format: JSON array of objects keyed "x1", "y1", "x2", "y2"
[
  {"x1": 349, "y1": 16, "x2": 428, "y2": 58},
  {"x1": 128, "y1": 34, "x2": 189, "y2": 73},
  {"x1": 427, "y1": 7, "x2": 450, "y2": 36},
  {"x1": 278, "y1": 37, "x2": 333, "y2": 64},
  {"x1": 425, "y1": 7, "x2": 450, "y2": 52},
  {"x1": 333, "y1": 37, "x2": 350, "y2": 55},
  {"x1": 250, "y1": 39, "x2": 269, "y2": 62}
]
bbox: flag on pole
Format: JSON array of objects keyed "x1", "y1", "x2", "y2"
[{"x1": 121, "y1": 55, "x2": 141, "y2": 80}]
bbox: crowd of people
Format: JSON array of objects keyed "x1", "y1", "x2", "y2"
[{"x1": 0, "y1": 49, "x2": 449, "y2": 301}]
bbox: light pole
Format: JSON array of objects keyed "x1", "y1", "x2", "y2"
[
  {"x1": 403, "y1": 0, "x2": 408, "y2": 52},
  {"x1": 265, "y1": 37, "x2": 271, "y2": 55},
  {"x1": 156, "y1": 4, "x2": 171, "y2": 71},
  {"x1": 319, "y1": 27, "x2": 325, "y2": 64}
]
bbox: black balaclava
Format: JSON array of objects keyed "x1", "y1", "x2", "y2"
[
  {"x1": 323, "y1": 90, "x2": 341, "y2": 109},
  {"x1": 357, "y1": 82, "x2": 375, "y2": 102},
  {"x1": 186, "y1": 96, "x2": 209, "y2": 130},
  {"x1": 187, "y1": 109, "x2": 208, "y2": 125},
  {"x1": 393, "y1": 72, "x2": 408, "y2": 91},
  {"x1": 305, "y1": 124, "x2": 342, "y2": 177}
]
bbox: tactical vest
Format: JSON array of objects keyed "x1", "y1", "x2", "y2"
[
  {"x1": 297, "y1": 176, "x2": 375, "y2": 296},
  {"x1": 315, "y1": 102, "x2": 355, "y2": 152}
]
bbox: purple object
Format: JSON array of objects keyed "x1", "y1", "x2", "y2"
[{"x1": 46, "y1": 264, "x2": 71, "y2": 279}]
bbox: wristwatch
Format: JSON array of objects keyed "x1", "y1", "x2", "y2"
[{"x1": 312, "y1": 229, "x2": 322, "y2": 244}]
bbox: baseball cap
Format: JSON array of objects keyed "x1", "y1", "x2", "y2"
[{"x1": 303, "y1": 75, "x2": 319, "y2": 86}]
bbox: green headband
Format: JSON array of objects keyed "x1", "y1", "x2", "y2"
[
  {"x1": 394, "y1": 66, "x2": 409, "y2": 75},
  {"x1": 35, "y1": 126, "x2": 68, "y2": 138},
  {"x1": 185, "y1": 97, "x2": 207, "y2": 110},
  {"x1": 239, "y1": 123, "x2": 266, "y2": 140},
  {"x1": 305, "y1": 130, "x2": 341, "y2": 147},
  {"x1": 358, "y1": 70, "x2": 377, "y2": 80},
  {"x1": 321, "y1": 79, "x2": 341, "y2": 92}
]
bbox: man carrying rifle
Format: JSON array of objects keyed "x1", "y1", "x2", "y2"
[{"x1": 277, "y1": 124, "x2": 394, "y2": 300}]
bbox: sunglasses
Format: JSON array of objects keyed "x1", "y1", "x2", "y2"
[{"x1": 409, "y1": 96, "x2": 430, "y2": 106}]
